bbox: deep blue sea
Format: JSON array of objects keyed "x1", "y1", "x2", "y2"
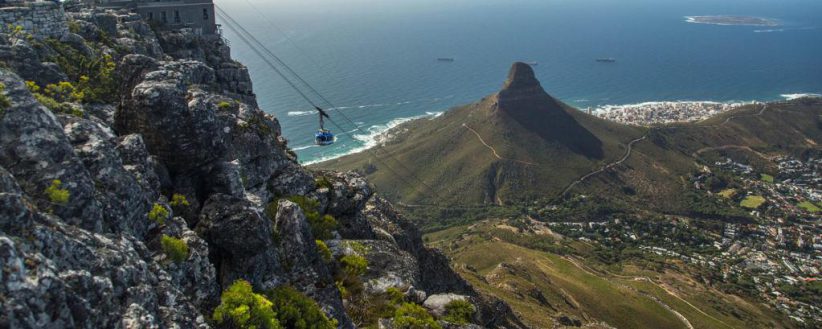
[{"x1": 216, "y1": 0, "x2": 822, "y2": 164}]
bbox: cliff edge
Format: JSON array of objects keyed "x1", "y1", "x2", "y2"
[{"x1": 0, "y1": 6, "x2": 523, "y2": 329}]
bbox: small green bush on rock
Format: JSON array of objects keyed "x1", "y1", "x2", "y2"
[
  {"x1": 287, "y1": 195, "x2": 338, "y2": 240},
  {"x1": 213, "y1": 280, "x2": 282, "y2": 329},
  {"x1": 0, "y1": 83, "x2": 11, "y2": 117},
  {"x1": 266, "y1": 285, "x2": 338, "y2": 329},
  {"x1": 170, "y1": 193, "x2": 190, "y2": 207},
  {"x1": 315, "y1": 240, "x2": 332, "y2": 262},
  {"x1": 315, "y1": 176, "x2": 332, "y2": 190},
  {"x1": 443, "y1": 300, "x2": 475, "y2": 325},
  {"x1": 393, "y1": 303, "x2": 441, "y2": 329},
  {"x1": 44, "y1": 179, "x2": 70, "y2": 205},
  {"x1": 161, "y1": 235, "x2": 189, "y2": 263},
  {"x1": 148, "y1": 203, "x2": 169, "y2": 225},
  {"x1": 339, "y1": 254, "x2": 367, "y2": 278},
  {"x1": 217, "y1": 101, "x2": 232, "y2": 110}
]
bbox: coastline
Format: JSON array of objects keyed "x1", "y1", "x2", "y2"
[{"x1": 301, "y1": 94, "x2": 821, "y2": 165}]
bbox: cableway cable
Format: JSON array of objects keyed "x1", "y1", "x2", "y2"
[
  {"x1": 215, "y1": 5, "x2": 441, "y2": 196},
  {"x1": 215, "y1": 8, "x2": 454, "y2": 205}
]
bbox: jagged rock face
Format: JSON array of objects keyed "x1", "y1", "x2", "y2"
[
  {"x1": 0, "y1": 6, "x2": 523, "y2": 329},
  {"x1": 0, "y1": 72, "x2": 106, "y2": 232},
  {"x1": 0, "y1": 37, "x2": 67, "y2": 86},
  {"x1": 196, "y1": 193, "x2": 282, "y2": 287}
]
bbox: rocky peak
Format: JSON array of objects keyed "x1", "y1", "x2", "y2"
[
  {"x1": 501, "y1": 61, "x2": 541, "y2": 92},
  {"x1": 495, "y1": 61, "x2": 559, "y2": 114}
]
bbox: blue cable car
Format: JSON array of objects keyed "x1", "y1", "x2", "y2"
[
  {"x1": 315, "y1": 129, "x2": 335, "y2": 145},
  {"x1": 314, "y1": 107, "x2": 335, "y2": 146}
]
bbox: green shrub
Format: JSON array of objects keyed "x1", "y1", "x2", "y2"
[
  {"x1": 148, "y1": 203, "x2": 169, "y2": 225},
  {"x1": 161, "y1": 235, "x2": 189, "y2": 263},
  {"x1": 393, "y1": 303, "x2": 441, "y2": 329},
  {"x1": 217, "y1": 101, "x2": 232, "y2": 110},
  {"x1": 287, "y1": 195, "x2": 338, "y2": 240},
  {"x1": 315, "y1": 176, "x2": 332, "y2": 190},
  {"x1": 213, "y1": 280, "x2": 282, "y2": 329},
  {"x1": 41, "y1": 37, "x2": 118, "y2": 104},
  {"x1": 264, "y1": 200, "x2": 280, "y2": 220},
  {"x1": 43, "y1": 81, "x2": 83, "y2": 103},
  {"x1": 67, "y1": 20, "x2": 81, "y2": 34},
  {"x1": 0, "y1": 83, "x2": 10, "y2": 117},
  {"x1": 315, "y1": 240, "x2": 332, "y2": 262},
  {"x1": 26, "y1": 81, "x2": 81, "y2": 116},
  {"x1": 443, "y1": 300, "x2": 474, "y2": 325},
  {"x1": 266, "y1": 286, "x2": 337, "y2": 329},
  {"x1": 44, "y1": 179, "x2": 70, "y2": 205},
  {"x1": 310, "y1": 214, "x2": 338, "y2": 241},
  {"x1": 339, "y1": 254, "x2": 367, "y2": 278},
  {"x1": 345, "y1": 287, "x2": 406, "y2": 327},
  {"x1": 335, "y1": 280, "x2": 349, "y2": 299},
  {"x1": 170, "y1": 193, "x2": 190, "y2": 207},
  {"x1": 386, "y1": 287, "x2": 405, "y2": 305},
  {"x1": 346, "y1": 241, "x2": 370, "y2": 255}
]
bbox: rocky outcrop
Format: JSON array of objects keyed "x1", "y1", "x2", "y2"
[{"x1": 0, "y1": 5, "x2": 522, "y2": 329}]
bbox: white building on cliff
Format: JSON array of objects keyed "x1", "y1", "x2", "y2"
[{"x1": 92, "y1": 0, "x2": 217, "y2": 35}]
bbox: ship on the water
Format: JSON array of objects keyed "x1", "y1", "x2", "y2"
[
  {"x1": 525, "y1": 61, "x2": 538, "y2": 66},
  {"x1": 596, "y1": 58, "x2": 616, "y2": 63},
  {"x1": 437, "y1": 57, "x2": 455, "y2": 62}
]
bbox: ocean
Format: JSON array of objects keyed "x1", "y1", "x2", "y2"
[{"x1": 216, "y1": 0, "x2": 822, "y2": 164}]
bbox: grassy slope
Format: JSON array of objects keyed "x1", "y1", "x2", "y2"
[{"x1": 426, "y1": 220, "x2": 790, "y2": 329}]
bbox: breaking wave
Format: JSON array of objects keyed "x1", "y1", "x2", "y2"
[{"x1": 302, "y1": 111, "x2": 442, "y2": 165}]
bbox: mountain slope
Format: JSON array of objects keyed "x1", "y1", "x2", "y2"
[
  {"x1": 319, "y1": 62, "x2": 645, "y2": 205},
  {"x1": 319, "y1": 63, "x2": 822, "y2": 215}
]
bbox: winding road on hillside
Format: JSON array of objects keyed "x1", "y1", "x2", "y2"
[
  {"x1": 462, "y1": 123, "x2": 537, "y2": 166},
  {"x1": 560, "y1": 134, "x2": 648, "y2": 197},
  {"x1": 561, "y1": 104, "x2": 771, "y2": 197},
  {"x1": 562, "y1": 256, "x2": 734, "y2": 329}
]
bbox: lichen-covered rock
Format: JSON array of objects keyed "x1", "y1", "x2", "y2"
[
  {"x1": 0, "y1": 71, "x2": 104, "y2": 232},
  {"x1": 0, "y1": 36, "x2": 68, "y2": 88},
  {"x1": 195, "y1": 193, "x2": 281, "y2": 288},
  {"x1": 273, "y1": 200, "x2": 353, "y2": 328},
  {"x1": 423, "y1": 293, "x2": 472, "y2": 318},
  {"x1": 60, "y1": 115, "x2": 153, "y2": 237}
]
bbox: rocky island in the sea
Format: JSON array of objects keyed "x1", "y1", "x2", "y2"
[{"x1": 685, "y1": 15, "x2": 779, "y2": 26}]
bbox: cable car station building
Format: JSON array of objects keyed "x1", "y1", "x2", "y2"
[{"x1": 92, "y1": 0, "x2": 216, "y2": 35}]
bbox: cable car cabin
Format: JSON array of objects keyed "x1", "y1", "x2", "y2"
[{"x1": 315, "y1": 129, "x2": 335, "y2": 146}]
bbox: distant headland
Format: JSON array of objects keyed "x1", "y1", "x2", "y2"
[{"x1": 685, "y1": 15, "x2": 779, "y2": 27}]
